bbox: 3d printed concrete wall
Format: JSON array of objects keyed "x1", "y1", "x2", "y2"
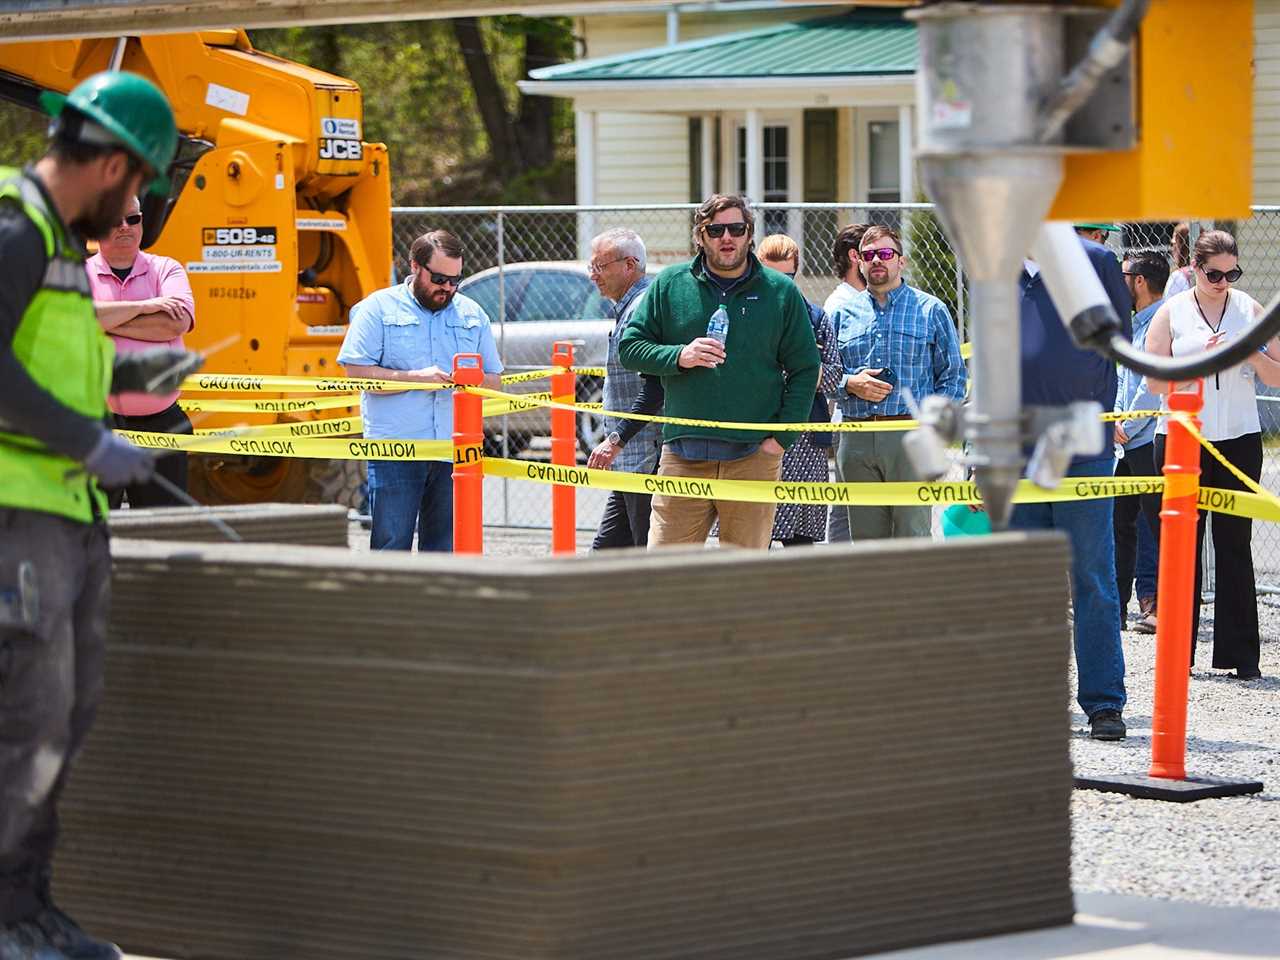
[
  {"x1": 58, "y1": 533, "x2": 1074, "y2": 960},
  {"x1": 108, "y1": 503, "x2": 350, "y2": 546}
]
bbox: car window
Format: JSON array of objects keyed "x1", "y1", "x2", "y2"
[
  {"x1": 459, "y1": 272, "x2": 528, "y2": 323},
  {"x1": 517, "y1": 271, "x2": 614, "y2": 323}
]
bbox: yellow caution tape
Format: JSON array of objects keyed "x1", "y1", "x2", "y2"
[
  {"x1": 1175, "y1": 412, "x2": 1280, "y2": 517},
  {"x1": 482, "y1": 392, "x2": 553, "y2": 417},
  {"x1": 180, "y1": 394, "x2": 360, "y2": 413},
  {"x1": 463, "y1": 386, "x2": 916, "y2": 433},
  {"x1": 480, "y1": 458, "x2": 1275, "y2": 522},
  {"x1": 118, "y1": 430, "x2": 451, "y2": 462},
  {"x1": 499, "y1": 366, "x2": 605, "y2": 385},
  {"x1": 181, "y1": 373, "x2": 450, "y2": 394},
  {"x1": 191, "y1": 416, "x2": 362, "y2": 440},
  {"x1": 499, "y1": 368, "x2": 559, "y2": 385},
  {"x1": 961, "y1": 342, "x2": 972, "y2": 360}
]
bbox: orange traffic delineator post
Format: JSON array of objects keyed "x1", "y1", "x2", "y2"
[
  {"x1": 550, "y1": 341, "x2": 577, "y2": 555},
  {"x1": 1074, "y1": 380, "x2": 1262, "y2": 802},
  {"x1": 452, "y1": 353, "x2": 485, "y2": 555}
]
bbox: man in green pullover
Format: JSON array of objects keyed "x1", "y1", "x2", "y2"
[{"x1": 619, "y1": 194, "x2": 819, "y2": 549}]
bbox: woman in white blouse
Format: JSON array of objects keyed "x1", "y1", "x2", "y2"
[{"x1": 1145, "y1": 229, "x2": 1280, "y2": 680}]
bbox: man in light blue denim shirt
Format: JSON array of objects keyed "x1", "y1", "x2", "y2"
[
  {"x1": 822, "y1": 222, "x2": 868, "y2": 543},
  {"x1": 1114, "y1": 251, "x2": 1169, "y2": 631},
  {"x1": 828, "y1": 224, "x2": 966, "y2": 541},
  {"x1": 338, "y1": 229, "x2": 503, "y2": 552}
]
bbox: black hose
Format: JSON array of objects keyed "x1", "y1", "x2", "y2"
[{"x1": 1071, "y1": 295, "x2": 1280, "y2": 381}]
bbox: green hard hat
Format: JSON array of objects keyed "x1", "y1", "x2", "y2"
[
  {"x1": 1076, "y1": 222, "x2": 1121, "y2": 234},
  {"x1": 39, "y1": 71, "x2": 178, "y2": 196}
]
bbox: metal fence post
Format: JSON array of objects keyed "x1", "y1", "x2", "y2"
[{"x1": 497, "y1": 210, "x2": 509, "y2": 527}]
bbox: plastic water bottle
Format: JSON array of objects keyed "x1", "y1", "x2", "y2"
[{"x1": 706, "y1": 305, "x2": 730, "y2": 347}]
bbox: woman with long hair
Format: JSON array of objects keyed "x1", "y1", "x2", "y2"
[
  {"x1": 757, "y1": 233, "x2": 843, "y2": 545},
  {"x1": 1145, "y1": 229, "x2": 1280, "y2": 679},
  {"x1": 1164, "y1": 221, "x2": 1194, "y2": 298}
]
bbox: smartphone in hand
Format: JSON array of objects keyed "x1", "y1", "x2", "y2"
[{"x1": 876, "y1": 367, "x2": 896, "y2": 387}]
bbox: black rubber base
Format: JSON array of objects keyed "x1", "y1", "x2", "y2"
[{"x1": 1074, "y1": 773, "x2": 1264, "y2": 802}]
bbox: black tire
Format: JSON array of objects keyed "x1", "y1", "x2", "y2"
[
  {"x1": 187, "y1": 454, "x2": 365, "y2": 510},
  {"x1": 303, "y1": 457, "x2": 367, "y2": 510}
]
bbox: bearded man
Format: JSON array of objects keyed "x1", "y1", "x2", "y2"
[
  {"x1": 338, "y1": 229, "x2": 503, "y2": 551},
  {"x1": 619, "y1": 194, "x2": 819, "y2": 550}
]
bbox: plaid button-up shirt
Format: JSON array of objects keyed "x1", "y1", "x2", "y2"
[
  {"x1": 830, "y1": 283, "x2": 966, "y2": 419},
  {"x1": 602, "y1": 275, "x2": 660, "y2": 474}
]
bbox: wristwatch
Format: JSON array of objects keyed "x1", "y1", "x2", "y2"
[{"x1": 607, "y1": 430, "x2": 623, "y2": 447}]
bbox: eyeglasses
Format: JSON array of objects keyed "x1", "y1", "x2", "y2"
[
  {"x1": 704, "y1": 222, "x2": 749, "y2": 239},
  {"x1": 1200, "y1": 266, "x2": 1243, "y2": 284},
  {"x1": 424, "y1": 269, "x2": 463, "y2": 287},
  {"x1": 119, "y1": 213, "x2": 142, "y2": 226},
  {"x1": 860, "y1": 247, "x2": 900, "y2": 262},
  {"x1": 588, "y1": 256, "x2": 629, "y2": 275}
]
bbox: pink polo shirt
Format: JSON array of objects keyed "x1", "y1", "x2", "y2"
[{"x1": 87, "y1": 250, "x2": 195, "y2": 417}]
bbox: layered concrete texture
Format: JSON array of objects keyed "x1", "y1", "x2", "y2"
[
  {"x1": 59, "y1": 533, "x2": 1074, "y2": 960},
  {"x1": 108, "y1": 503, "x2": 349, "y2": 546}
]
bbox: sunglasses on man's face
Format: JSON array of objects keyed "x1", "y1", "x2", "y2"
[
  {"x1": 860, "y1": 247, "x2": 900, "y2": 262},
  {"x1": 423, "y1": 269, "x2": 463, "y2": 287},
  {"x1": 1201, "y1": 266, "x2": 1243, "y2": 284},
  {"x1": 704, "y1": 222, "x2": 749, "y2": 239},
  {"x1": 119, "y1": 214, "x2": 142, "y2": 227}
]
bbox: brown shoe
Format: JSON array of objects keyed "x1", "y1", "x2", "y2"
[{"x1": 1133, "y1": 596, "x2": 1157, "y2": 634}]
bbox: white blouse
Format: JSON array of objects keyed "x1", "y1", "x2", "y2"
[{"x1": 1156, "y1": 288, "x2": 1261, "y2": 441}]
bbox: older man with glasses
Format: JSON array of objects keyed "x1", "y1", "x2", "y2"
[
  {"x1": 339, "y1": 229, "x2": 503, "y2": 552},
  {"x1": 585, "y1": 228, "x2": 664, "y2": 549},
  {"x1": 88, "y1": 193, "x2": 196, "y2": 507},
  {"x1": 829, "y1": 224, "x2": 967, "y2": 542}
]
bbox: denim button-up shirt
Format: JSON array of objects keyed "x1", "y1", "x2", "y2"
[
  {"x1": 830, "y1": 283, "x2": 966, "y2": 418},
  {"x1": 603, "y1": 275, "x2": 660, "y2": 474},
  {"x1": 337, "y1": 281, "x2": 503, "y2": 440},
  {"x1": 1115, "y1": 298, "x2": 1164, "y2": 452}
]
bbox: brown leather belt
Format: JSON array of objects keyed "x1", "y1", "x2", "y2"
[{"x1": 852, "y1": 413, "x2": 913, "y2": 422}]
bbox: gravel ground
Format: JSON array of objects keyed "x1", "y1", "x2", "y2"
[
  {"x1": 1070, "y1": 596, "x2": 1280, "y2": 912},
  {"x1": 349, "y1": 520, "x2": 1280, "y2": 913}
]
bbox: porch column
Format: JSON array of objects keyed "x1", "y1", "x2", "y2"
[
  {"x1": 575, "y1": 108, "x2": 597, "y2": 205},
  {"x1": 745, "y1": 107, "x2": 763, "y2": 203},
  {"x1": 575, "y1": 108, "x2": 597, "y2": 258},
  {"x1": 700, "y1": 113, "x2": 716, "y2": 199},
  {"x1": 897, "y1": 104, "x2": 914, "y2": 203}
]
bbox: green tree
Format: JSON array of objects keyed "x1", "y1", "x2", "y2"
[{"x1": 904, "y1": 199, "x2": 964, "y2": 331}]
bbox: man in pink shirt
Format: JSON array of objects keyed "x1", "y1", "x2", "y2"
[{"x1": 87, "y1": 194, "x2": 195, "y2": 506}]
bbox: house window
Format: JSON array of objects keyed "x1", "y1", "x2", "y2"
[
  {"x1": 737, "y1": 124, "x2": 790, "y2": 235},
  {"x1": 867, "y1": 120, "x2": 901, "y2": 204}
]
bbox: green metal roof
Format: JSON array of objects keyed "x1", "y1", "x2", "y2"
[{"x1": 529, "y1": 11, "x2": 917, "y2": 83}]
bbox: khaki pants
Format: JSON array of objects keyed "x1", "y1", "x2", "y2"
[{"x1": 648, "y1": 445, "x2": 783, "y2": 550}]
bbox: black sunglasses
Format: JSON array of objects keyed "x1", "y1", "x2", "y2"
[
  {"x1": 424, "y1": 269, "x2": 463, "y2": 287},
  {"x1": 119, "y1": 213, "x2": 142, "y2": 226},
  {"x1": 1201, "y1": 266, "x2": 1243, "y2": 284},
  {"x1": 704, "y1": 222, "x2": 749, "y2": 239}
]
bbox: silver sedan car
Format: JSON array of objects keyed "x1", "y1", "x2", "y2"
[{"x1": 460, "y1": 261, "x2": 619, "y2": 457}]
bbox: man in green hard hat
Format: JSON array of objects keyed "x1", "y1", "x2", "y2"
[
  {"x1": 0, "y1": 71, "x2": 183, "y2": 960},
  {"x1": 1075, "y1": 222, "x2": 1121, "y2": 245}
]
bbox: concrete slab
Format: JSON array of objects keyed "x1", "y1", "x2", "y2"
[{"x1": 872, "y1": 891, "x2": 1280, "y2": 959}]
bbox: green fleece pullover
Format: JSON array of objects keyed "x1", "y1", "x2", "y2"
[{"x1": 618, "y1": 254, "x2": 820, "y2": 450}]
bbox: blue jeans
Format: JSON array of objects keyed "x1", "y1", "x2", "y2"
[
  {"x1": 368, "y1": 460, "x2": 453, "y2": 552},
  {"x1": 1010, "y1": 457, "x2": 1125, "y2": 719}
]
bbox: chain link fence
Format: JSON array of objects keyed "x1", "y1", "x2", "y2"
[{"x1": 391, "y1": 203, "x2": 1280, "y2": 587}]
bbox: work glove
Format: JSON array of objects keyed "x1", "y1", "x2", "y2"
[
  {"x1": 83, "y1": 431, "x2": 156, "y2": 488},
  {"x1": 111, "y1": 348, "x2": 204, "y2": 395}
]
